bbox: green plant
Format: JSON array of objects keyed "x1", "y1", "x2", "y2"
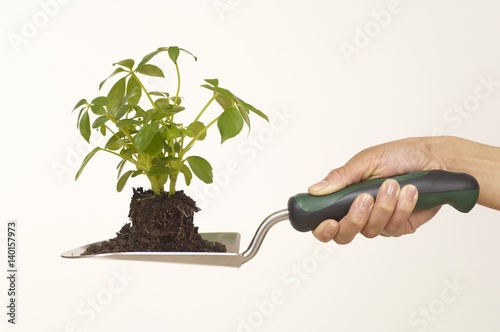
[{"x1": 73, "y1": 46, "x2": 268, "y2": 196}]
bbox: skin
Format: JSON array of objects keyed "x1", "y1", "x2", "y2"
[{"x1": 308, "y1": 136, "x2": 500, "y2": 244}]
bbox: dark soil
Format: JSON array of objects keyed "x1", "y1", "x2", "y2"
[{"x1": 83, "y1": 189, "x2": 226, "y2": 255}]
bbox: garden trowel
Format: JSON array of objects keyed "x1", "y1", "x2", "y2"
[{"x1": 62, "y1": 170, "x2": 479, "y2": 267}]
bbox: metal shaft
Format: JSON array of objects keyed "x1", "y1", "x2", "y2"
[{"x1": 241, "y1": 209, "x2": 289, "y2": 265}]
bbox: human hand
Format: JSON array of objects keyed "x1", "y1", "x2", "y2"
[{"x1": 308, "y1": 137, "x2": 445, "y2": 244}]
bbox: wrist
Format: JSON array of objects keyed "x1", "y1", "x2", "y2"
[{"x1": 431, "y1": 136, "x2": 500, "y2": 209}]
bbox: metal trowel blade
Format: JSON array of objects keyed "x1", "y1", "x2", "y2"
[{"x1": 61, "y1": 232, "x2": 244, "y2": 267}]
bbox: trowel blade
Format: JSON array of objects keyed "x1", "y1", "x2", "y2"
[{"x1": 61, "y1": 232, "x2": 244, "y2": 267}]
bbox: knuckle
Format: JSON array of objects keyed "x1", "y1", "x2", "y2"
[
  {"x1": 334, "y1": 235, "x2": 352, "y2": 245},
  {"x1": 361, "y1": 228, "x2": 380, "y2": 239},
  {"x1": 313, "y1": 233, "x2": 328, "y2": 243},
  {"x1": 404, "y1": 223, "x2": 418, "y2": 235},
  {"x1": 376, "y1": 202, "x2": 395, "y2": 215},
  {"x1": 384, "y1": 225, "x2": 400, "y2": 236},
  {"x1": 398, "y1": 203, "x2": 415, "y2": 214},
  {"x1": 328, "y1": 166, "x2": 347, "y2": 177},
  {"x1": 384, "y1": 223, "x2": 403, "y2": 235},
  {"x1": 350, "y1": 215, "x2": 366, "y2": 227}
]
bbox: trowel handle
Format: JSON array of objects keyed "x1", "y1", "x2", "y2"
[{"x1": 288, "y1": 170, "x2": 479, "y2": 232}]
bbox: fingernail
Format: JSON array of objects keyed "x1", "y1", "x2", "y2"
[
  {"x1": 384, "y1": 180, "x2": 398, "y2": 196},
  {"x1": 323, "y1": 222, "x2": 336, "y2": 239},
  {"x1": 308, "y1": 180, "x2": 329, "y2": 192},
  {"x1": 358, "y1": 194, "x2": 373, "y2": 211},
  {"x1": 404, "y1": 185, "x2": 418, "y2": 201}
]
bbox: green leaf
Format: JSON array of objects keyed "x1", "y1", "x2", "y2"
[
  {"x1": 135, "y1": 124, "x2": 159, "y2": 152},
  {"x1": 203, "y1": 81, "x2": 269, "y2": 123},
  {"x1": 117, "y1": 170, "x2": 134, "y2": 192},
  {"x1": 105, "y1": 134, "x2": 123, "y2": 150},
  {"x1": 92, "y1": 115, "x2": 109, "y2": 129},
  {"x1": 133, "y1": 105, "x2": 147, "y2": 119},
  {"x1": 91, "y1": 104, "x2": 106, "y2": 115},
  {"x1": 153, "y1": 156, "x2": 177, "y2": 166},
  {"x1": 126, "y1": 76, "x2": 142, "y2": 106},
  {"x1": 114, "y1": 105, "x2": 129, "y2": 121},
  {"x1": 168, "y1": 46, "x2": 180, "y2": 64},
  {"x1": 99, "y1": 67, "x2": 126, "y2": 90},
  {"x1": 186, "y1": 121, "x2": 206, "y2": 140},
  {"x1": 144, "y1": 109, "x2": 156, "y2": 124},
  {"x1": 215, "y1": 94, "x2": 233, "y2": 110},
  {"x1": 180, "y1": 164, "x2": 192, "y2": 186},
  {"x1": 136, "y1": 64, "x2": 164, "y2": 78},
  {"x1": 75, "y1": 147, "x2": 102, "y2": 180},
  {"x1": 147, "y1": 166, "x2": 170, "y2": 176},
  {"x1": 116, "y1": 159, "x2": 127, "y2": 180},
  {"x1": 91, "y1": 96, "x2": 109, "y2": 106},
  {"x1": 114, "y1": 59, "x2": 134, "y2": 70},
  {"x1": 236, "y1": 103, "x2": 251, "y2": 128},
  {"x1": 76, "y1": 107, "x2": 86, "y2": 127},
  {"x1": 115, "y1": 119, "x2": 138, "y2": 127},
  {"x1": 155, "y1": 98, "x2": 170, "y2": 110},
  {"x1": 178, "y1": 47, "x2": 197, "y2": 61},
  {"x1": 79, "y1": 111, "x2": 91, "y2": 142},
  {"x1": 137, "y1": 47, "x2": 196, "y2": 70},
  {"x1": 186, "y1": 156, "x2": 213, "y2": 184},
  {"x1": 107, "y1": 76, "x2": 126, "y2": 112},
  {"x1": 217, "y1": 106, "x2": 243, "y2": 143},
  {"x1": 152, "y1": 110, "x2": 170, "y2": 121},
  {"x1": 72, "y1": 99, "x2": 88, "y2": 112},
  {"x1": 149, "y1": 91, "x2": 169, "y2": 98},
  {"x1": 144, "y1": 133, "x2": 164, "y2": 155},
  {"x1": 204, "y1": 78, "x2": 219, "y2": 87},
  {"x1": 201, "y1": 84, "x2": 234, "y2": 100},
  {"x1": 120, "y1": 147, "x2": 137, "y2": 159},
  {"x1": 236, "y1": 97, "x2": 268, "y2": 121},
  {"x1": 164, "y1": 125, "x2": 181, "y2": 140},
  {"x1": 137, "y1": 49, "x2": 161, "y2": 68},
  {"x1": 170, "y1": 105, "x2": 185, "y2": 113},
  {"x1": 135, "y1": 123, "x2": 157, "y2": 151}
]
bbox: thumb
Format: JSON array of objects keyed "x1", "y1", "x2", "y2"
[{"x1": 308, "y1": 163, "x2": 366, "y2": 196}]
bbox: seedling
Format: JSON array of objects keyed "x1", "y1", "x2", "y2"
[
  {"x1": 73, "y1": 46, "x2": 268, "y2": 197},
  {"x1": 72, "y1": 46, "x2": 268, "y2": 254}
]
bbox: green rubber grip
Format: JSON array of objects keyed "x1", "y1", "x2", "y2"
[{"x1": 288, "y1": 170, "x2": 479, "y2": 232}]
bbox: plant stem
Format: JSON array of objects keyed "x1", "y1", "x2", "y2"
[
  {"x1": 173, "y1": 62, "x2": 181, "y2": 105},
  {"x1": 130, "y1": 71, "x2": 156, "y2": 110},
  {"x1": 149, "y1": 174, "x2": 165, "y2": 196},
  {"x1": 168, "y1": 173, "x2": 177, "y2": 196},
  {"x1": 181, "y1": 116, "x2": 219, "y2": 159},
  {"x1": 193, "y1": 93, "x2": 218, "y2": 123}
]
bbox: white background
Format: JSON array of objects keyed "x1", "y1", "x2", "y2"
[{"x1": 1, "y1": 0, "x2": 500, "y2": 331}]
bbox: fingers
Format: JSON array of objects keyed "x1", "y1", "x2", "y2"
[
  {"x1": 313, "y1": 193, "x2": 374, "y2": 244},
  {"x1": 335, "y1": 194, "x2": 374, "y2": 244},
  {"x1": 361, "y1": 179, "x2": 399, "y2": 238},
  {"x1": 312, "y1": 181, "x2": 421, "y2": 244},
  {"x1": 383, "y1": 185, "x2": 418, "y2": 236},
  {"x1": 312, "y1": 220, "x2": 339, "y2": 243},
  {"x1": 308, "y1": 164, "x2": 364, "y2": 196}
]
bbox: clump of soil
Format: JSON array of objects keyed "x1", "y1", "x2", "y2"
[{"x1": 83, "y1": 189, "x2": 226, "y2": 255}]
